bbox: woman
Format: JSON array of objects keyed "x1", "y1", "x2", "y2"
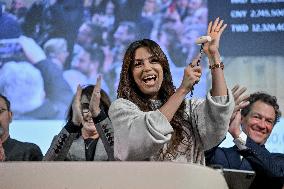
[
  {"x1": 44, "y1": 77, "x2": 114, "y2": 161},
  {"x1": 108, "y1": 18, "x2": 234, "y2": 164}
]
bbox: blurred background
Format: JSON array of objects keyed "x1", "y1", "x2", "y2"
[{"x1": 0, "y1": 0, "x2": 283, "y2": 154}]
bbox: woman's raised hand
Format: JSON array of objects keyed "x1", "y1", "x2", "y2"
[
  {"x1": 203, "y1": 17, "x2": 227, "y2": 58},
  {"x1": 90, "y1": 75, "x2": 102, "y2": 117}
]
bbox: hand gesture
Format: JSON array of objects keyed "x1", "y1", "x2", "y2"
[
  {"x1": 90, "y1": 76, "x2": 102, "y2": 117},
  {"x1": 0, "y1": 139, "x2": 5, "y2": 161},
  {"x1": 229, "y1": 111, "x2": 242, "y2": 139},
  {"x1": 229, "y1": 85, "x2": 250, "y2": 138},
  {"x1": 231, "y1": 85, "x2": 250, "y2": 121},
  {"x1": 180, "y1": 54, "x2": 202, "y2": 93},
  {"x1": 203, "y1": 17, "x2": 227, "y2": 58},
  {"x1": 72, "y1": 85, "x2": 83, "y2": 126}
]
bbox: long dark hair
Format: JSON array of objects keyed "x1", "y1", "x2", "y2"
[{"x1": 117, "y1": 39, "x2": 187, "y2": 149}]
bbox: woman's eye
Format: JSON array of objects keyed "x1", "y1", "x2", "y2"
[
  {"x1": 134, "y1": 61, "x2": 142, "y2": 67},
  {"x1": 151, "y1": 59, "x2": 159, "y2": 64}
]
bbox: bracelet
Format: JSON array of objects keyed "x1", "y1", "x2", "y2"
[{"x1": 209, "y1": 62, "x2": 224, "y2": 70}]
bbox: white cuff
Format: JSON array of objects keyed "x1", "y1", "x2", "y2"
[{"x1": 233, "y1": 131, "x2": 248, "y2": 150}]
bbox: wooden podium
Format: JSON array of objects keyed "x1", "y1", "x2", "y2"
[{"x1": 0, "y1": 162, "x2": 228, "y2": 189}]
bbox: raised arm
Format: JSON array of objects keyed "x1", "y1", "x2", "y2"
[
  {"x1": 43, "y1": 86, "x2": 83, "y2": 161},
  {"x1": 203, "y1": 17, "x2": 227, "y2": 96},
  {"x1": 159, "y1": 55, "x2": 202, "y2": 122},
  {"x1": 18, "y1": 36, "x2": 73, "y2": 119}
]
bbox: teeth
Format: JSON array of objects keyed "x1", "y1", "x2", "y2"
[{"x1": 143, "y1": 75, "x2": 156, "y2": 80}]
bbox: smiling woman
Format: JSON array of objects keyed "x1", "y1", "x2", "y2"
[
  {"x1": 108, "y1": 18, "x2": 235, "y2": 164},
  {"x1": 131, "y1": 47, "x2": 163, "y2": 99}
]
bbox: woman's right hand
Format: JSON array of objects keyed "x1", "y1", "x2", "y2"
[
  {"x1": 179, "y1": 54, "x2": 202, "y2": 94},
  {"x1": 90, "y1": 76, "x2": 102, "y2": 117},
  {"x1": 72, "y1": 85, "x2": 83, "y2": 126}
]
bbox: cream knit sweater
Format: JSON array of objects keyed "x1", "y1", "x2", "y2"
[{"x1": 109, "y1": 90, "x2": 234, "y2": 164}]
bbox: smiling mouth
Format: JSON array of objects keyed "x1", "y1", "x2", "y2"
[
  {"x1": 142, "y1": 75, "x2": 157, "y2": 84},
  {"x1": 252, "y1": 129, "x2": 266, "y2": 136}
]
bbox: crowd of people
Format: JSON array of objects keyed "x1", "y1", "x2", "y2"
[
  {"x1": 0, "y1": 0, "x2": 283, "y2": 189},
  {"x1": 0, "y1": 0, "x2": 208, "y2": 116}
]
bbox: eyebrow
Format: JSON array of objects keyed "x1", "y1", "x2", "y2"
[
  {"x1": 134, "y1": 55, "x2": 155, "y2": 62},
  {"x1": 250, "y1": 111, "x2": 275, "y2": 120}
]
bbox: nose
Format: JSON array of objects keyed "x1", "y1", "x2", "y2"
[
  {"x1": 86, "y1": 111, "x2": 92, "y2": 119},
  {"x1": 258, "y1": 118, "x2": 267, "y2": 130},
  {"x1": 143, "y1": 60, "x2": 152, "y2": 71}
]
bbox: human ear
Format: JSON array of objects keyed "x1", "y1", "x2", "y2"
[{"x1": 8, "y1": 111, "x2": 13, "y2": 123}]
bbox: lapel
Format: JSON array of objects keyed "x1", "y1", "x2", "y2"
[
  {"x1": 225, "y1": 146, "x2": 253, "y2": 170},
  {"x1": 224, "y1": 146, "x2": 243, "y2": 169},
  {"x1": 68, "y1": 136, "x2": 86, "y2": 160},
  {"x1": 93, "y1": 139, "x2": 108, "y2": 161},
  {"x1": 68, "y1": 136, "x2": 109, "y2": 161},
  {"x1": 3, "y1": 137, "x2": 16, "y2": 160}
]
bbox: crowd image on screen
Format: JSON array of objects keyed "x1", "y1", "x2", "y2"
[{"x1": 0, "y1": 0, "x2": 208, "y2": 120}]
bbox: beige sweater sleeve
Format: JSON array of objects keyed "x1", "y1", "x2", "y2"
[
  {"x1": 185, "y1": 89, "x2": 235, "y2": 151},
  {"x1": 108, "y1": 98, "x2": 173, "y2": 161}
]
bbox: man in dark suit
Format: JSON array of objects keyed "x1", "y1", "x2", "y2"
[
  {"x1": 0, "y1": 94, "x2": 43, "y2": 161},
  {"x1": 206, "y1": 90, "x2": 284, "y2": 189}
]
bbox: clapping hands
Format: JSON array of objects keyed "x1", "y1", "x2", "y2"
[
  {"x1": 72, "y1": 76, "x2": 102, "y2": 126},
  {"x1": 229, "y1": 85, "x2": 250, "y2": 138}
]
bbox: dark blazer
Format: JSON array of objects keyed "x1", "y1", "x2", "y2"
[
  {"x1": 3, "y1": 137, "x2": 43, "y2": 161},
  {"x1": 205, "y1": 137, "x2": 284, "y2": 189},
  {"x1": 43, "y1": 116, "x2": 114, "y2": 161},
  {"x1": 65, "y1": 136, "x2": 108, "y2": 161}
]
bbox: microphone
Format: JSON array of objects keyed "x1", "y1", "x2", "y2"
[
  {"x1": 195, "y1": 36, "x2": 212, "y2": 45},
  {"x1": 190, "y1": 36, "x2": 212, "y2": 97}
]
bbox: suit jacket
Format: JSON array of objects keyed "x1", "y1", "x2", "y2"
[
  {"x1": 43, "y1": 116, "x2": 114, "y2": 161},
  {"x1": 66, "y1": 136, "x2": 108, "y2": 161},
  {"x1": 3, "y1": 137, "x2": 43, "y2": 161},
  {"x1": 205, "y1": 137, "x2": 284, "y2": 189}
]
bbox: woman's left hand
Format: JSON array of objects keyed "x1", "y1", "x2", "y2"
[
  {"x1": 90, "y1": 75, "x2": 102, "y2": 117},
  {"x1": 72, "y1": 85, "x2": 83, "y2": 126},
  {"x1": 180, "y1": 54, "x2": 202, "y2": 93},
  {"x1": 203, "y1": 17, "x2": 227, "y2": 58}
]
